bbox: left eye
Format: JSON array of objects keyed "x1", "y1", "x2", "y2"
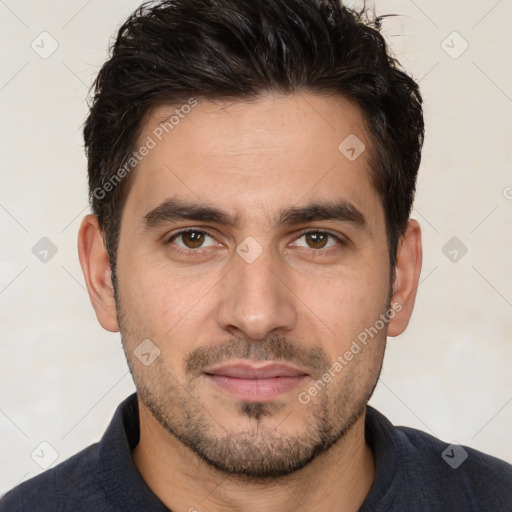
[
  {"x1": 292, "y1": 231, "x2": 340, "y2": 250},
  {"x1": 170, "y1": 229, "x2": 217, "y2": 249}
]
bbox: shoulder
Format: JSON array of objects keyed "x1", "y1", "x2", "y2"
[
  {"x1": 398, "y1": 421, "x2": 512, "y2": 469},
  {"x1": 365, "y1": 407, "x2": 512, "y2": 510},
  {"x1": 0, "y1": 442, "x2": 105, "y2": 512},
  {"x1": 395, "y1": 422, "x2": 512, "y2": 508}
]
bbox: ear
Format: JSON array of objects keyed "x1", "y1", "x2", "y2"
[
  {"x1": 387, "y1": 219, "x2": 422, "y2": 337},
  {"x1": 77, "y1": 214, "x2": 119, "y2": 332}
]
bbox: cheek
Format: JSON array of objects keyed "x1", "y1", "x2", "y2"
[
  {"x1": 116, "y1": 252, "x2": 220, "y2": 343},
  {"x1": 300, "y1": 256, "x2": 390, "y2": 333}
]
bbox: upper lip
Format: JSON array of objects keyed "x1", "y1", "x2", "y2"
[{"x1": 203, "y1": 362, "x2": 308, "y2": 379}]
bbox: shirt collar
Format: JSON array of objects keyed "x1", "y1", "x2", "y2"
[
  {"x1": 97, "y1": 394, "x2": 398, "y2": 510},
  {"x1": 98, "y1": 393, "x2": 170, "y2": 511},
  {"x1": 359, "y1": 405, "x2": 401, "y2": 510}
]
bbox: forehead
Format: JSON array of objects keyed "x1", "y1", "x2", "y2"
[{"x1": 124, "y1": 93, "x2": 382, "y2": 227}]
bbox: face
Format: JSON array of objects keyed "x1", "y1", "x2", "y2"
[{"x1": 108, "y1": 93, "x2": 401, "y2": 478}]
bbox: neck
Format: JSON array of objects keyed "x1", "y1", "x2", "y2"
[{"x1": 133, "y1": 399, "x2": 375, "y2": 512}]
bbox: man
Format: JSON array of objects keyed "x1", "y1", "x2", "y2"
[{"x1": 1, "y1": 0, "x2": 511, "y2": 510}]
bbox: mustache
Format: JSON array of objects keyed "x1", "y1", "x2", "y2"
[{"x1": 185, "y1": 336, "x2": 331, "y2": 378}]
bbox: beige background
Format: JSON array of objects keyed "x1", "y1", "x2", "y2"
[{"x1": 1, "y1": 0, "x2": 511, "y2": 493}]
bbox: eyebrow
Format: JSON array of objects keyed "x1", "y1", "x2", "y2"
[
  {"x1": 279, "y1": 201, "x2": 366, "y2": 227},
  {"x1": 142, "y1": 197, "x2": 366, "y2": 231},
  {"x1": 143, "y1": 198, "x2": 238, "y2": 229}
]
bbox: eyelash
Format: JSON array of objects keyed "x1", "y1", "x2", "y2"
[
  {"x1": 293, "y1": 228, "x2": 347, "y2": 256},
  {"x1": 167, "y1": 228, "x2": 346, "y2": 257},
  {"x1": 167, "y1": 228, "x2": 215, "y2": 257}
]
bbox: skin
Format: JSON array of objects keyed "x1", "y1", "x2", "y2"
[{"x1": 78, "y1": 92, "x2": 422, "y2": 512}]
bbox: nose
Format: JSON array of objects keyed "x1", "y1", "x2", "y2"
[{"x1": 216, "y1": 244, "x2": 297, "y2": 341}]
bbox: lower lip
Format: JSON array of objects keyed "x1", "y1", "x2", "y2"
[{"x1": 205, "y1": 374, "x2": 307, "y2": 401}]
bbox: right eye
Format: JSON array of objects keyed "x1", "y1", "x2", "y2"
[{"x1": 167, "y1": 228, "x2": 220, "y2": 255}]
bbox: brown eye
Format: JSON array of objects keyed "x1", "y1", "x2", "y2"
[
  {"x1": 290, "y1": 230, "x2": 342, "y2": 251},
  {"x1": 170, "y1": 229, "x2": 216, "y2": 250},
  {"x1": 181, "y1": 230, "x2": 205, "y2": 248},
  {"x1": 305, "y1": 232, "x2": 329, "y2": 249}
]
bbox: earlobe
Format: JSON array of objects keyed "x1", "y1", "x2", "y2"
[
  {"x1": 78, "y1": 214, "x2": 120, "y2": 332},
  {"x1": 387, "y1": 219, "x2": 422, "y2": 337}
]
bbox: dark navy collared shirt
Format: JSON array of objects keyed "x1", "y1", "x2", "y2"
[{"x1": 1, "y1": 393, "x2": 511, "y2": 511}]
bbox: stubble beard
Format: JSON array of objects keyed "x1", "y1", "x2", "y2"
[{"x1": 114, "y1": 287, "x2": 386, "y2": 481}]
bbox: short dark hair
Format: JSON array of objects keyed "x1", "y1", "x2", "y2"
[{"x1": 84, "y1": 0, "x2": 424, "y2": 279}]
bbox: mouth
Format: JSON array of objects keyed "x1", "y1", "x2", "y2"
[{"x1": 202, "y1": 361, "x2": 309, "y2": 402}]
